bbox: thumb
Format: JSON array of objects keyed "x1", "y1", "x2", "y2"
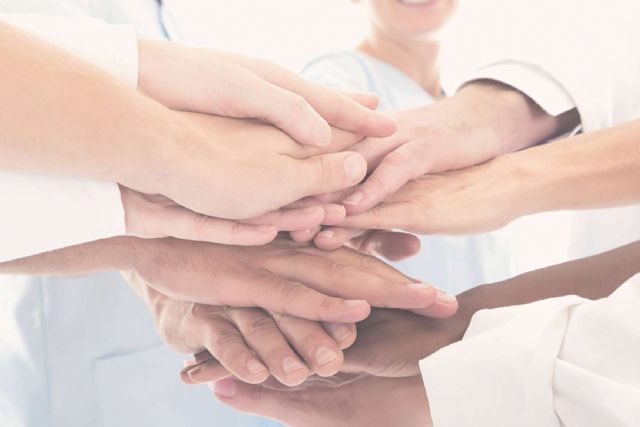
[{"x1": 298, "y1": 152, "x2": 367, "y2": 198}]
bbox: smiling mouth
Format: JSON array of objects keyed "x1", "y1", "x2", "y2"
[{"x1": 398, "y1": 0, "x2": 437, "y2": 5}]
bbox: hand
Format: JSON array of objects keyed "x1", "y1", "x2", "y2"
[
  {"x1": 212, "y1": 374, "x2": 432, "y2": 427},
  {"x1": 340, "y1": 81, "x2": 579, "y2": 215},
  {"x1": 125, "y1": 281, "x2": 356, "y2": 387},
  {"x1": 310, "y1": 228, "x2": 422, "y2": 261},
  {"x1": 338, "y1": 157, "x2": 525, "y2": 235},
  {"x1": 124, "y1": 237, "x2": 457, "y2": 323},
  {"x1": 121, "y1": 185, "x2": 347, "y2": 246},
  {"x1": 341, "y1": 308, "x2": 467, "y2": 378},
  {"x1": 132, "y1": 113, "x2": 370, "y2": 220},
  {"x1": 137, "y1": 40, "x2": 397, "y2": 147}
]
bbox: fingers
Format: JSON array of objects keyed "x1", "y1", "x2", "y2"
[
  {"x1": 263, "y1": 250, "x2": 439, "y2": 311},
  {"x1": 211, "y1": 378, "x2": 300, "y2": 423},
  {"x1": 157, "y1": 205, "x2": 278, "y2": 246},
  {"x1": 340, "y1": 91, "x2": 380, "y2": 110},
  {"x1": 352, "y1": 231, "x2": 422, "y2": 262},
  {"x1": 409, "y1": 289, "x2": 459, "y2": 318},
  {"x1": 314, "y1": 227, "x2": 366, "y2": 251},
  {"x1": 271, "y1": 314, "x2": 345, "y2": 377},
  {"x1": 338, "y1": 201, "x2": 413, "y2": 231},
  {"x1": 296, "y1": 151, "x2": 367, "y2": 198},
  {"x1": 181, "y1": 358, "x2": 230, "y2": 385},
  {"x1": 186, "y1": 315, "x2": 270, "y2": 385},
  {"x1": 247, "y1": 59, "x2": 397, "y2": 138},
  {"x1": 228, "y1": 309, "x2": 310, "y2": 386},
  {"x1": 342, "y1": 142, "x2": 423, "y2": 215},
  {"x1": 289, "y1": 226, "x2": 321, "y2": 243},
  {"x1": 240, "y1": 73, "x2": 332, "y2": 147},
  {"x1": 221, "y1": 269, "x2": 372, "y2": 323},
  {"x1": 322, "y1": 322, "x2": 357, "y2": 350},
  {"x1": 245, "y1": 205, "x2": 325, "y2": 231}
]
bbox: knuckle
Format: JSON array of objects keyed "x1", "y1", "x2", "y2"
[
  {"x1": 313, "y1": 156, "x2": 334, "y2": 190},
  {"x1": 274, "y1": 280, "x2": 310, "y2": 304},
  {"x1": 207, "y1": 328, "x2": 240, "y2": 355},
  {"x1": 356, "y1": 252, "x2": 382, "y2": 270},
  {"x1": 244, "y1": 315, "x2": 277, "y2": 338}
]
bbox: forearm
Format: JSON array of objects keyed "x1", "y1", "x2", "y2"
[
  {"x1": 455, "y1": 240, "x2": 640, "y2": 330},
  {"x1": 456, "y1": 80, "x2": 579, "y2": 153},
  {"x1": 0, "y1": 236, "x2": 136, "y2": 276},
  {"x1": 0, "y1": 21, "x2": 181, "y2": 193},
  {"x1": 513, "y1": 118, "x2": 640, "y2": 214}
]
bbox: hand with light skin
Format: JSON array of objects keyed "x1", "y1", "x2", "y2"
[
  {"x1": 330, "y1": 118, "x2": 640, "y2": 239},
  {"x1": 290, "y1": 80, "x2": 580, "y2": 247},
  {"x1": 0, "y1": 236, "x2": 457, "y2": 323},
  {"x1": 120, "y1": 186, "x2": 348, "y2": 246},
  {"x1": 337, "y1": 80, "x2": 580, "y2": 214},
  {"x1": 137, "y1": 40, "x2": 397, "y2": 148},
  {"x1": 126, "y1": 279, "x2": 357, "y2": 387},
  {"x1": 213, "y1": 374, "x2": 432, "y2": 427},
  {"x1": 0, "y1": 23, "x2": 387, "y2": 246}
]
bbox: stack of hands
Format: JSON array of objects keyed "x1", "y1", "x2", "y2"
[
  {"x1": 109, "y1": 41, "x2": 578, "y2": 427},
  {"x1": 0, "y1": 26, "x2": 583, "y2": 427}
]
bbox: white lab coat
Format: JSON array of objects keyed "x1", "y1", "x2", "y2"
[
  {"x1": 420, "y1": 0, "x2": 640, "y2": 425},
  {"x1": 0, "y1": 6, "x2": 278, "y2": 427}
]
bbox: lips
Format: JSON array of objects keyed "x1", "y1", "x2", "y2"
[{"x1": 398, "y1": 0, "x2": 436, "y2": 5}]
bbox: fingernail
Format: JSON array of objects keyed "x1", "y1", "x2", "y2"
[
  {"x1": 247, "y1": 359, "x2": 267, "y2": 375},
  {"x1": 317, "y1": 230, "x2": 335, "y2": 239},
  {"x1": 187, "y1": 365, "x2": 201, "y2": 379},
  {"x1": 343, "y1": 191, "x2": 364, "y2": 206},
  {"x1": 315, "y1": 346, "x2": 339, "y2": 366},
  {"x1": 436, "y1": 288, "x2": 457, "y2": 303},
  {"x1": 212, "y1": 380, "x2": 237, "y2": 398},
  {"x1": 282, "y1": 356, "x2": 306, "y2": 374},
  {"x1": 343, "y1": 154, "x2": 365, "y2": 182},
  {"x1": 324, "y1": 323, "x2": 354, "y2": 342},
  {"x1": 182, "y1": 359, "x2": 196, "y2": 368}
]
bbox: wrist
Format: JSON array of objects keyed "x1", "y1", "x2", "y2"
[{"x1": 457, "y1": 80, "x2": 576, "y2": 153}]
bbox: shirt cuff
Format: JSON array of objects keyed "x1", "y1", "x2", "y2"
[
  {"x1": 0, "y1": 173, "x2": 125, "y2": 262},
  {"x1": 463, "y1": 61, "x2": 576, "y2": 117},
  {"x1": 0, "y1": 14, "x2": 138, "y2": 87},
  {"x1": 419, "y1": 295, "x2": 585, "y2": 427}
]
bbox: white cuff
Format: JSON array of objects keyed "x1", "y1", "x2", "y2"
[
  {"x1": 463, "y1": 61, "x2": 575, "y2": 117},
  {"x1": 0, "y1": 173, "x2": 125, "y2": 262}
]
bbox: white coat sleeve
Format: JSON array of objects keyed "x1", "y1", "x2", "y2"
[
  {"x1": 457, "y1": 0, "x2": 640, "y2": 131},
  {"x1": 420, "y1": 273, "x2": 640, "y2": 427},
  {"x1": 0, "y1": 15, "x2": 138, "y2": 262}
]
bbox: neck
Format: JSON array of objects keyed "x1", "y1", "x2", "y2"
[{"x1": 358, "y1": 29, "x2": 442, "y2": 97}]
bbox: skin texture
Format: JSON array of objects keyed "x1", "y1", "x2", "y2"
[
  {"x1": 0, "y1": 22, "x2": 395, "y2": 247},
  {"x1": 126, "y1": 281, "x2": 357, "y2": 387},
  {"x1": 337, "y1": 118, "x2": 640, "y2": 236},
  {"x1": 137, "y1": 40, "x2": 397, "y2": 147},
  {"x1": 0, "y1": 237, "x2": 457, "y2": 322},
  {"x1": 294, "y1": 82, "x2": 580, "y2": 248},
  {"x1": 210, "y1": 240, "x2": 640, "y2": 427}
]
